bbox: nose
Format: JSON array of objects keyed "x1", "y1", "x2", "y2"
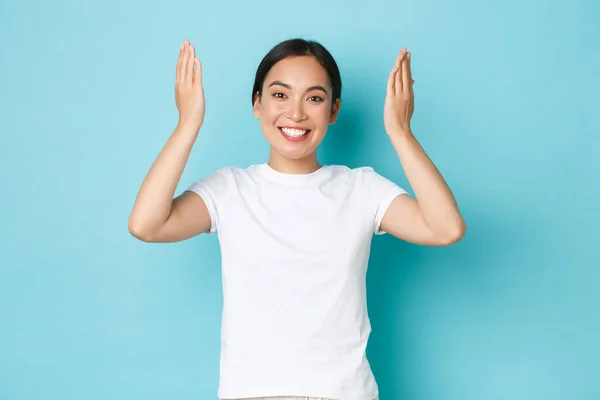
[{"x1": 287, "y1": 98, "x2": 307, "y2": 122}]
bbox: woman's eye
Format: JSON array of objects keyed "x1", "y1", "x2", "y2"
[
  {"x1": 273, "y1": 93, "x2": 286, "y2": 99},
  {"x1": 308, "y1": 96, "x2": 324, "y2": 102}
]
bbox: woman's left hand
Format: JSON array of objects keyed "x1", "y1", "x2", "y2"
[{"x1": 384, "y1": 48, "x2": 415, "y2": 137}]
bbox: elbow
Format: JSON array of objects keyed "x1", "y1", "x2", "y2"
[
  {"x1": 437, "y1": 219, "x2": 466, "y2": 246},
  {"x1": 128, "y1": 218, "x2": 155, "y2": 242}
]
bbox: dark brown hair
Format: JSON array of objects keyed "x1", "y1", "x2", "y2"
[{"x1": 251, "y1": 38, "x2": 342, "y2": 105}]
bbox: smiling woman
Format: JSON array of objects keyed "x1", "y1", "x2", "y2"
[
  {"x1": 127, "y1": 38, "x2": 465, "y2": 400},
  {"x1": 251, "y1": 40, "x2": 342, "y2": 167}
]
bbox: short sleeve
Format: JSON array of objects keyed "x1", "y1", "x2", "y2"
[
  {"x1": 185, "y1": 168, "x2": 231, "y2": 234},
  {"x1": 361, "y1": 167, "x2": 409, "y2": 235}
]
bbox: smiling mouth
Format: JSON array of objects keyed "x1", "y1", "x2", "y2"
[{"x1": 279, "y1": 127, "x2": 311, "y2": 142}]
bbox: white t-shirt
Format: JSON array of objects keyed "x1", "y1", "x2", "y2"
[{"x1": 187, "y1": 163, "x2": 408, "y2": 400}]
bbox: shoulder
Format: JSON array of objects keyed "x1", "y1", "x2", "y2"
[
  {"x1": 187, "y1": 165, "x2": 245, "y2": 193},
  {"x1": 197, "y1": 165, "x2": 252, "y2": 181},
  {"x1": 326, "y1": 164, "x2": 383, "y2": 182},
  {"x1": 320, "y1": 165, "x2": 401, "y2": 197},
  {"x1": 330, "y1": 164, "x2": 407, "y2": 197}
]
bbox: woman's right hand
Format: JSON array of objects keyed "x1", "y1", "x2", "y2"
[{"x1": 175, "y1": 40, "x2": 205, "y2": 128}]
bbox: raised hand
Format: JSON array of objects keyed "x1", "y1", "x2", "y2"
[
  {"x1": 384, "y1": 47, "x2": 415, "y2": 137},
  {"x1": 175, "y1": 40, "x2": 205, "y2": 128}
]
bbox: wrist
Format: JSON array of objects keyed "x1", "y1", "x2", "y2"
[
  {"x1": 387, "y1": 128, "x2": 414, "y2": 141},
  {"x1": 177, "y1": 119, "x2": 202, "y2": 134}
]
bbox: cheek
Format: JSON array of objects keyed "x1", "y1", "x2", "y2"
[
  {"x1": 311, "y1": 104, "x2": 331, "y2": 123},
  {"x1": 261, "y1": 99, "x2": 287, "y2": 118}
]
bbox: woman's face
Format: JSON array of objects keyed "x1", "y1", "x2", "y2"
[{"x1": 253, "y1": 56, "x2": 340, "y2": 161}]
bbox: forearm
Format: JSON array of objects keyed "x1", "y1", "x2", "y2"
[
  {"x1": 128, "y1": 121, "x2": 200, "y2": 234},
  {"x1": 389, "y1": 131, "x2": 465, "y2": 237}
]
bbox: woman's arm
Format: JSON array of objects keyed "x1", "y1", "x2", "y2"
[
  {"x1": 128, "y1": 40, "x2": 210, "y2": 243},
  {"x1": 380, "y1": 48, "x2": 466, "y2": 246},
  {"x1": 381, "y1": 133, "x2": 466, "y2": 246}
]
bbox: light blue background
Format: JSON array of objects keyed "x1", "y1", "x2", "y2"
[{"x1": 1, "y1": 0, "x2": 599, "y2": 399}]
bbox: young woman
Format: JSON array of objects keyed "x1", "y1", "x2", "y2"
[{"x1": 128, "y1": 38, "x2": 466, "y2": 400}]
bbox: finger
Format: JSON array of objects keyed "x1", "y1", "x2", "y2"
[
  {"x1": 395, "y1": 50, "x2": 405, "y2": 94},
  {"x1": 185, "y1": 44, "x2": 195, "y2": 84},
  {"x1": 407, "y1": 52, "x2": 414, "y2": 95},
  {"x1": 179, "y1": 41, "x2": 189, "y2": 84},
  {"x1": 387, "y1": 64, "x2": 398, "y2": 93},
  {"x1": 408, "y1": 52, "x2": 414, "y2": 93},
  {"x1": 194, "y1": 57, "x2": 202, "y2": 86},
  {"x1": 401, "y1": 49, "x2": 410, "y2": 93},
  {"x1": 176, "y1": 43, "x2": 183, "y2": 83},
  {"x1": 394, "y1": 51, "x2": 402, "y2": 68},
  {"x1": 388, "y1": 49, "x2": 403, "y2": 94}
]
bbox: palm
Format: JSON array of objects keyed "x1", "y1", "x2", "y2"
[
  {"x1": 384, "y1": 48, "x2": 414, "y2": 136},
  {"x1": 175, "y1": 40, "x2": 205, "y2": 128}
]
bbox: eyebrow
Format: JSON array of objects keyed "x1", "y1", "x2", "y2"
[{"x1": 268, "y1": 80, "x2": 329, "y2": 95}]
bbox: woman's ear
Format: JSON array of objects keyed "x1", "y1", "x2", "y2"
[
  {"x1": 329, "y1": 98, "x2": 341, "y2": 124},
  {"x1": 253, "y1": 92, "x2": 261, "y2": 119}
]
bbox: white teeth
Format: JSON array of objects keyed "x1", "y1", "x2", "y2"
[{"x1": 281, "y1": 127, "x2": 309, "y2": 137}]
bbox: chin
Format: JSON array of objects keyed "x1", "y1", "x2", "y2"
[
  {"x1": 282, "y1": 150, "x2": 315, "y2": 161},
  {"x1": 264, "y1": 128, "x2": 324, "y2": 159},
  {"x1": 270, "y1": 143, "x2": 314, "y2": 160}
]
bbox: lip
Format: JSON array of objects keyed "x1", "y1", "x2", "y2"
[
  {"x1": 278, "y1": 127, "x2": 312, "y2": 142},
  {"x1": 278, "y1": 125, "x2": 311, "y2": 130}
]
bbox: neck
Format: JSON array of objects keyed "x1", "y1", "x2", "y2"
[{"x1": 267, "y1": 150, "x2": 321, "y2": 175}]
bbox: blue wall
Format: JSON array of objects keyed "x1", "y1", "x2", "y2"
[{"x1": 1, "y1": 0, "x2": 598, "y2": 399}]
